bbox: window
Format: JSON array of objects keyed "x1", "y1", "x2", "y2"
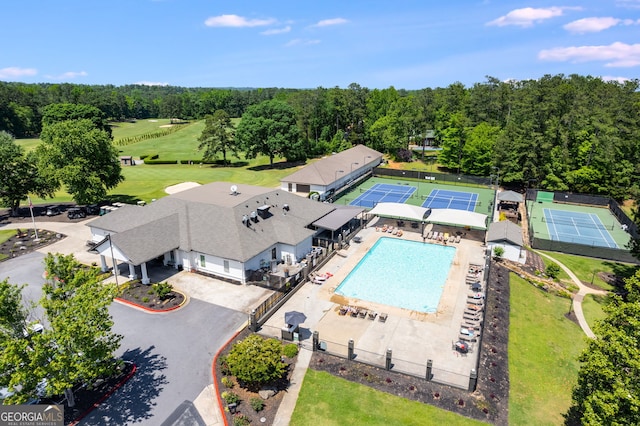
[
  {"x1": 199, "y1": 255, "x2": 205, "y2": 267},
  {"x1": 271, "y1": 248, "x2": 277, "y2": 260},
  {"x1": 224, "y1": 260, "x2": 229, "y2": 273}
]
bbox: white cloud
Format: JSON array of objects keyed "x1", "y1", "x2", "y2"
[
  {"x1": 134, "y1": 81, "x2": 169, "y2": 86},
  {"x1": 310, "y1": 18, "x2": 349, "y2": 28},
  {"x1": 204, "y1": 14, "x2": 275, "y2": 28},
  {"x1": 261, "y1": 26, "x2": 291, "y2": 35},
  {"x1": 487, "y1": 6, "x2": 579, "y2": 28},
  {"x1": 616, "y1": 0, "x2": 640, "y2": 9},
  {"x1": 284, "y1": 39, "x2": 321, "y2": 47},
  {"x1": 0, "y1": 67, "x2": 37, "y2": 79},
  {"x1": 600, "y1": 75, "x2": 631, "y2": 83},
  {"x1": 539, "y1": 42, "x2": 640, "y2": 67},
  {"x1": 564, "y1": 17, "x2": 621, "y2": 33},
  {"x1": 44, "y1": 71, "x2": 88, "y2": 80}
]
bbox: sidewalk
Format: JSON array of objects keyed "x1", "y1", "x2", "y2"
[{"x1": 273, "y1": 348, "x2": 312, "y2": 426}]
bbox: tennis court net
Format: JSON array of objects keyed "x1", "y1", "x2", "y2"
[
  {"x1": 542, "y1": 216, "x2": 614, "y2": 230},
  {"x1": 360, "y1": 188, "x2": 415, "y2": 198},
  {"x1": 421, "y1": 195, "x2": 481, "y2": 206}
]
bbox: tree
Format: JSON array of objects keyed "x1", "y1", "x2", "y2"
[
  {"x1": 37, "y1": 119, "x2": 123, "y2": 204},
  {"x1": 565, "y1": 270, "x2": 640, "y2": 425},
  {"x1": 40, "y1": 254, "x2": 122, "y2": 406},
  {"x1": 0, "y1": 255, "x2": 122, "y2": 406},
  {"x1": 197, "y1": 110, "x2": 237, "y2": 165},
  {"x1": 42, "y1": 103, "x2": 112, "y2": 137},
  {"x1": 236, "y1": 100, "x2": 301, "y2": 166},
  {"x1": 225, "y1": 334, "x2": 286, "y2": 390},
  {"x1": 0, "y1": 131, "x2": 57, "y2": 215}
]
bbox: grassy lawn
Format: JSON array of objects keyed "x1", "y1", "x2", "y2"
[
  {"x1": 111, "y1": 119, "x2": 174, "y2": 140},
  {"x1": 538, "y1": 251, "x2": 637, "y2": 291},
  {"x1": 581, "y1": 293, "x2": 608, "y2": 331},
  {"x1": 290, "y1": 369, "x2": 487, "y2": 426},
  {"x1": 509, "y1": 274, "x2": 587, "y2": 426}
]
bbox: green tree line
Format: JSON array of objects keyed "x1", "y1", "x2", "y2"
[{"x1": 1, "y1": 75, "x2": 639, "y2": 197}]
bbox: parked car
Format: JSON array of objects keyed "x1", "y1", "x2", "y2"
[
  {"x1": 67, "y1": 207, "x2": 87, "y2": 219},
  {"x1": 82, "y1": 204, "x2": 100, "y2": 215},
  {"x1": 45, "y1": 206, "x2": 61, "y2": 216}
]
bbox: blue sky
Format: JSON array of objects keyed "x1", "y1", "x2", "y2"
[{"x1": 1, "y1": 0, "x2": 639, "y2": 89}]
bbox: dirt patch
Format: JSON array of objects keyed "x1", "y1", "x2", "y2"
[{"x1": 159, "y1": 124, "x2": 174, "y2": 128}]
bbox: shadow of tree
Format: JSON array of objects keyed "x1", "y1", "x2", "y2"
[
  {"x1": 89, "y1": 346, "x2": 168, "y2": 424},
  {"x1": 247, "y1": 160, "x2": 306, "y2": 171},
  {"x1": 602, "y1": 261, "x2": 637, "y2": 295}
]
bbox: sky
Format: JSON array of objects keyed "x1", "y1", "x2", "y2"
[{"x1": 1, "y1": 0, "x2": 639, "y2": 89}]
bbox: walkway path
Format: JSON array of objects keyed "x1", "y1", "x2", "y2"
[{"x1": 535, "y1": 251, "x2": 609, "y2": 339}]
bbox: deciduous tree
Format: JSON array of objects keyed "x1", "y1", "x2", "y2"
[{"x1": 197, "y1": 110, "x2": 237, "y2": 165}]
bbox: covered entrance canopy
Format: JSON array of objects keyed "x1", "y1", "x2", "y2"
[
  {"x1": 426, "y1": 209, "x2": 488, "y2": 230},
  {"x1": 368, "y1": 202, "x2": 431, "y2": 222}
]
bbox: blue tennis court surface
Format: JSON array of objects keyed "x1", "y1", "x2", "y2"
[
  {"x1": 543, "y1": 209, "x2": 617, "y2": 248},
  {"x1": 350, "y1": 183, "x2": 416, "y2": 208},
  {"x1": 421, "y1": 189, "x2": 478, "y2": 212}
]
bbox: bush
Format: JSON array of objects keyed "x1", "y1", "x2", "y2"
[
  {"x1": 221, "y1": 376, "x2": 234, "y2": 388},
  {"x1": 250, "y1": 397, "x2": 264, "y2": 412},
  {"x1": 232, "y1": 414, "x2": 250, "y2": 426},
  {"x1": 153, "y1": 282, "x2": 173, "y2": 300},
  {"x1": 395, "y1": 148, "x2": 412, "y2": 162},
  {"x1": 283, "y1": 343, "x2": 298, "y2": 358},
  {"x1": 141, "y1": 297, "x2": 149, "y2": 303},
  {"x1": 221, "y1": 391, "x2": 240, "y2": 405},
  {"x1": 546, "y1": 262, "x2": 561, "y2": 279},
  {"x1": 493, "y1": 246, "x2": 505, "y2": 259},
  {"x1": 226, "y1": 335, "x2": 286, "y2": 390},
  {"x1": 219, "y1": 355, "x2": 232, "y2": 376}
]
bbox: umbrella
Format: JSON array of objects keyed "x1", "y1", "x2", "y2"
[{"x1": 284, "y1": 311, "x2": 307, "y2": 327}]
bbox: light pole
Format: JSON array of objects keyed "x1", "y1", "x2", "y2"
[{"x1": 334, "y1": 170, "x2": 344, "y2": 189}]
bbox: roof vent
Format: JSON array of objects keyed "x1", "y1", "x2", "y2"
[
  {"x1": 242, "y1": 214, "x2": 250, "y2": 227},
  {"x1": 283, "y1": 204, "x2": 290, "y2": 211},
  {"x1": 250, "y1": 211, "x2": 259, "y2": 222},
  {"x1": 230, "y1": 184, "x2": 238, "y2": 195}
]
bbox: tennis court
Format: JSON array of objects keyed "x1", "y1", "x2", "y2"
[
  {"x1": 543, "y1": 208, "x2": 618, "y2": 248},
  {"x1": 421, "y1": 189, "x2": 478, "y2": 212},
  {"x1": 349, "y1": 183, "x2": 416, "y2": 208}
]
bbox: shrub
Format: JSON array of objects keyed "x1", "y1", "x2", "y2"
[
  {"x1": 221, "y1": 376, "x2": 234, "y2": 388},
  {"x1": 226, "y1": 335, "x2": 286, "y2": 390},
  {"x1": 153, "y1": 282, "x2": 173, "y2": 300},
  {"x1": 493, "y1": 246, "x2": 505, "y2": 259},
  {"x1": 232, "y1": 414, "x2": 250, "y2": 426},
  {"x1": 282, "y1": 343, "x2": 298, "y2": 358},
  {"x1": 546, "y1": 262, "x2": 561, "y2": 279},
  {"x1": 141, "y1": 297, "x2": 149, "y2": 303},
  {"x1": 221, "y1": 391, "x2": 240, "y2": 405},
  {"x1": 219, "y1": 355, "x2": 232, "y2": 376},
  {"x1": 250, "y1": 397, "x2": 265, "y2": 412}
]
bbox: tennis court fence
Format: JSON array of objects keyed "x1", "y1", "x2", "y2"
[
  {"x1": 374, "y1": 168, "x2": 492, "y2": 186},
  {"x1": 531, "y1": 236, "x2": 637, "y2": 263}
]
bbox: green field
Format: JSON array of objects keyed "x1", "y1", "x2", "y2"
[
  {"x1": 581, "y1": 294, "x2": 608, "y2": 331},
  {"x1": 290, "y1": 369, "x2": 487, "y2": 426},
  {"x1": 508, "y1": 274, "x2": 587, "y2": 425}
]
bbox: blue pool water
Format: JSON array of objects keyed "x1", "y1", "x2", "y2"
[{"x1": 335, "y1": 237, "x2": 455, "y2": 313}]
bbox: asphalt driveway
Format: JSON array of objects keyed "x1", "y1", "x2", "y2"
[{"x1": 0, "y1": 247, "x2": 247, "y2": 425}]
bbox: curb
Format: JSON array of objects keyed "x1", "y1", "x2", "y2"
[
  {"x1": 69, "y1": 362, "x2": 137, "y2": 426},
  {"x1": 211, "y1": 324, "x2": 248, "y2": 426},
  {"x1": 114, "y1": 289, "x2": 189, "y2": 313}
]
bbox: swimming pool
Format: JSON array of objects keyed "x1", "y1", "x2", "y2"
[{"x1": 335, "y1": 237, "x2": 455, "y2": 313}]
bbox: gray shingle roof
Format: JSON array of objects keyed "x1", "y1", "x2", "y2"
[
  {"x1": 497, "y1": 190, "x2": 524, "y2": 203},
  {"x1": 486, "y1": 220, "x2": 524, "y2": 246},
  {"x1": 281, "y1": 145, "x2": 382, "y2": 185},
  {"x1": 87, "y1": 182, "x2": 337, "y2": 263}
]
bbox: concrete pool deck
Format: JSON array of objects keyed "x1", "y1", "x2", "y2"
[{"x1": 260, "y1": 217, "x2": 488, "y2": 389}]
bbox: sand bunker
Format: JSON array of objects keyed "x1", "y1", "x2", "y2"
[{"x1": 165, "y1": 181, "x2": 201, "y2": 194}]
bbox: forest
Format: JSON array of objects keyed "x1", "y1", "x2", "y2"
[{"x1": 1, "y1": 75, "x2": 639, "y2": 199}]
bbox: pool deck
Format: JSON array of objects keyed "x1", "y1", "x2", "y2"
[{"x1": 260, "y1": 217, "x2": 488, "y2": 389}]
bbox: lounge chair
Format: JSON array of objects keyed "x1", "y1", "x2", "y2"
[
  {"x1": 379, "y1": 313, "x2": 388, "y2": 323},
  {"x1": 358, "y1": 309, "x2": 367, "y2": 319},
  {"x1": 431, "y1": 231, "x2": 439, "y2": 240},
  {"x1": 426, "y1": 231, "x2": 433, "y2": 239},
  {"x1": 339, "y1": 305, "x2": 349, "y2": 315},
  {"x1": 368, "y1": 311, "x2": 378, "y2": 321},
  {"x1": 463, "y1": 311, "x2": 482, "y2": 320},
  {"x1": 449, "y1": 235, "x2": 455, "y2": 243},
  {"x1": 462, "y1": 321, "x2": 481, "y2": 330},
  {"x1": 459, "y1": 333, "x2": 478, "y2": 342},
  {"x1": 455, "y1": 235, "x2": 461, "y2": 243},
  {"x1": 350, "y1": 307, "x2": 360, "y2": 318},
  {"x1": 466, "y1": 304, "x2": 482, "y2": 311},
  {"x1": 352, "y1": 236, "x2": 362, "y2": 243},
  {"x1": 468, "y1": 292, "x2": 484, "y2": 300},
  {"x1": 444, "y1": 233, "x2": 449, "y2": 241},
  {"x1": 467, "y1": 298, "x2": 484, "y2": 306}
]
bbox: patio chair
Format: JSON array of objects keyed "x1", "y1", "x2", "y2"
[
  {"x1": 431, "y1": 231, "x2": 439, "y2": 240},
  {"x1": 455, "y1": 235, "x2": 461, "y2": 243},
  {"x1": 339, "y1": 305, "x2": 349, "y2": 316},
  {"x1": 449, "y1": 235, "x2": 455, "y2": 243},
  {"x1": 379, "y1": 313, "x2": 388, "y2": 323},
  {"x1": 358, "y1": 309, "x2": 368, "y2": 319},
  {"x1": 368, "y1": 311, "x2": 378, "y2": 321},
  {"x1": 350, "y1": 307, "x2": 360, "y2": 318}
]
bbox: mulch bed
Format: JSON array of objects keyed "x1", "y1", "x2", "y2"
[
  {"x1": 214, "y1": 328, "x2": 296, "y2": 426},
  {"x1": 116, "y1": 280, "x2": 185, "y2": 311},
  {"x1": 39, "y1": 361, "x2": 136, "y2": 425},
  {"x1": 0, "y1": 228, "x2": 66, "y2": 261}
]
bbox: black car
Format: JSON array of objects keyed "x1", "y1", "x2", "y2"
[
  {"x1": 67, "y1": 207, "x2": 87, "y2": 219},
  {"x1": 45, "y1": 206, "x2": 61, "y2": 216},
  {"x1": 83, "y1": 204, "x2": 100, "y2": 215}
]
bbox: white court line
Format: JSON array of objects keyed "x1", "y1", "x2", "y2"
[
  {"x1": 589, "y1": 213, "x2": 617, "y2": 248},
  {"x1": 544, "y1": 209, "x2": 561, "y2": 241}
]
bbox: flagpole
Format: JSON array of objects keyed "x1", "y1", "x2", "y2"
[{"x1": 27, "y1": 196, "x2": 39, "y2": 241}]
